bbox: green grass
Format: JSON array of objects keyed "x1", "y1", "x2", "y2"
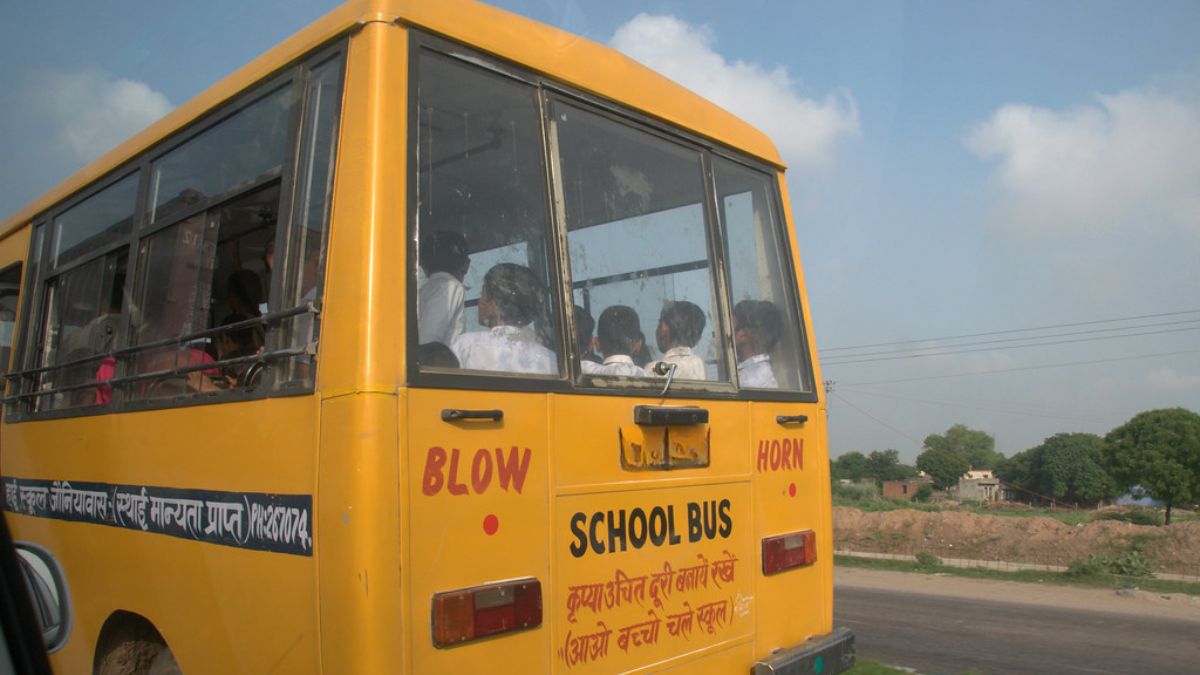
[{"x1": 835, "y1": 554, "x2": 1200, "y2": 596}]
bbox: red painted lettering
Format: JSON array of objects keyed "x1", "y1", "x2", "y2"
[
  {"x1": 496, "y1": 446, "x2": 532, "y2": 494},
  {"x1": 756, "y1": 440, "x2": 769, "y2": 472},
  {"x1": 471, "y1": 448, "x2": 494, "y2": 494},
  {"x1": 781, "y1": 439, "x2": 793, "y2": 470},
  {"x1": 422, "y1": 446, "x2": 447, "y2": 496},
  {"x1": 770, "y1": 440, "x2": 782, "y2": 470},
  {"x1": 447, "y1": 448, "x2": 469, "y2": 495},
  {"x1": 794, "y1": 438, "x2": 804, "y2": 469}
]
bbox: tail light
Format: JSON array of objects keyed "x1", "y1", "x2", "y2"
[
  {"x1": 762, "y1": 529, "x2": 817, "y2": 575},
  {"x1": 431, "y1": 578, "x2": 542, "y2": 647}
]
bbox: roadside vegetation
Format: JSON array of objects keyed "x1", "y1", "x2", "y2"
[{"x1": 835, "y1": 554, "x2": 1200, "y2": 596}]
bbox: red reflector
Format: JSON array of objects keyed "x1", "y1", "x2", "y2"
[
  {"x1": 432, "y1": 578, "x2": 542, "y2": 647},
  {"x1": 762, "y1": 529, "x2": 817, "y2": 575}
]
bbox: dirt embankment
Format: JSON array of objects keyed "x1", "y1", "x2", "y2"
[{"x1": 833, "y1": 506, "x2": 1200, "y2": 574}]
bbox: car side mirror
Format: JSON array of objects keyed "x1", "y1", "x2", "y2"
[{"x1": 15, "y1": 543, "x2": 71, "y2": 653}]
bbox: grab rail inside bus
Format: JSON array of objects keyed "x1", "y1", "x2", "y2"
[{"x1": 2, "y1": 303, "x2": 319, "y2": 406}]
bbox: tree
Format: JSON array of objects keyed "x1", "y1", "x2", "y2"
[
  {"x1": 831, "y1": 451, "x2": 870, "y2": 481},
  {"x1": 923, "y1": 424, "x2": 1004, "y2": 470},
  {"x1": 916, "y1": 446, "x2": 970, "y2": 490},
  {"x1": 1034, "y1": 433, "x2": 1117, "y2": 505},
  {"x1": 1104, "y1": 408, "x2": 1200, "y2": 524},
  {"x1": 864, "y1": 449, "x2": 918, "y2": 485}
]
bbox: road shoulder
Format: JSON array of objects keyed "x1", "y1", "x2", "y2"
[{"x1": 835, "y1": 566, "x2": 1200, "y2": 622}]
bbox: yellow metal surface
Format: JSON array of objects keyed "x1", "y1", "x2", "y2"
[
  {"x1": 553, "y1": 482, "x2": 753, "y2": 673},
  {"x1": 3, "y1": 397, "x2": 321, "y2": 673},
  {"x1": 404, "y1": 388, "x2": 552, "y2": 673}
]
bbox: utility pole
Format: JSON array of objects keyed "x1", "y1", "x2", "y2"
[{"x1": 823, "y1": 379, "x2": 835, "y2": 417}]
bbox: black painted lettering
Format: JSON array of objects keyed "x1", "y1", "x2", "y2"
[
  {"x1": 718, "y1": 498, "x2": 732, "y2": 537},
  {"x1": 629, "y1": 508, "x2": 648, "y2": 549},
  {"x1": 589, "y1": 511, "x2": 605, "y2": 555},
  {"x1": 569, "y1": 512, "x2": 587, "y2": 558}
]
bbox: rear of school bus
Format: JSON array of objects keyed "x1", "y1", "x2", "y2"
[
  {"x1": 1, "y1": 0, "x2": 852, "y2": 672},
  {"x1": 392, "y1": 1, "x2": 853, "y2": 673}
]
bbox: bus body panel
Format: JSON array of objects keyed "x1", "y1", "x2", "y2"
[
  {"x1": 404, "y1": 388, "x2": 552, "y2": 672},
  {"x1": 3, "y1": 398, "x2": 321, "y2": 673}
]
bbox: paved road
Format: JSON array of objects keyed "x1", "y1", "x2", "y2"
[{"x1": 835, "y1": 583, "x2": 1200, "y2": 674}]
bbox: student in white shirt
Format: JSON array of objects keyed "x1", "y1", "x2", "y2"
[
  {"x1": 582, "y1": 305, "x2": 649, "y2": 377},
  {"x1": 417, "y1": 231, "x2": 470, "y2": 347},
  {"x1": 733, "y1": 299, "x2": 783, "y2": 389},
  {"x1": 646, "y1": 300, "x2": 707, "y2": 380},
  {"x1": 451, "y1": 263, "x2": 556, "y2": 375}
]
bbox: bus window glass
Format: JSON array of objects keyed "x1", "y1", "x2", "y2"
[
  {"x1": 282, "y1": 55, "x2": 344, "y2": 386},
  {"x1": 713, "y1": 157, "x2": 812, "y2": 391},
  {"x1": 39, "y1": 253, "x2": 126, "y2": 409},
  {"x1": 0, "y1": 264, "x2": 24, "y2": 382},
  {"x1": 413, "y1": 52, "x2": 559, "y2": 377},
  {"x1": 553, "y1": 102, "x2": 726, "y2": 383},
  {"x1": 51, "y1": 172, "x2": 138, "y2": 268},
  {"x1": 149, "y1": 85, "x2": 296, "y2": 224},
  {"x1": 129, "y1": 213, "x2": 218, "y2": 399}
]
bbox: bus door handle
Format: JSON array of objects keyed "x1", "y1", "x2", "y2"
[
  {"x1": 442, "y1": 409, "x2": 503, "y2": 422},
  {"x1": 633, "y1": 405, "x2": 708, "y2": 426},
  {"x1": 776, "y1": 414, "x2": 808, "y2": 425}
]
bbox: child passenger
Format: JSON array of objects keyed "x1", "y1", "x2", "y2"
[
  {"x1": 645, "y1": 300, "x2": 706, "y2": 380},
  {"x1": 582, "y1": 305, "x2": 648, "y2": 377}
]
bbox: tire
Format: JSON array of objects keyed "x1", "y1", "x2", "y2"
[{"x1": 96, "y1": 639, "x2": 181, "y2": 675}]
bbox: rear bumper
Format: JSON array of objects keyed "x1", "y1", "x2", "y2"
[{"x1": 751, "y1": 627, "x2": 856, "y2": 675}]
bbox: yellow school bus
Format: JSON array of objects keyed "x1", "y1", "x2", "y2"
[{"x1": 0, "y1": 0, "x2": 853, "y2": 672}]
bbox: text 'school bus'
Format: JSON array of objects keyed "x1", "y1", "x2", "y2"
[{"x1": 0, "y1": 0, "x2": 854, "y2": 673}]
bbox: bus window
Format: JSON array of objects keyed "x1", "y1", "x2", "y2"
[
  {"x1": 553, "y1": 102, "x2": 728, "y2": 384},
  {"x1": 148, "y1": 85, "x2": 296, "y2": 225},
  {"x1": 32, "y1": 173, "x2": 137, "y2": 411},
  {"x1": 0, "y1": 264, "x2": 23, "y2": 384},
  {"x1": 280, "y1": 55, "x2": 344, "y2": 387},
  {"x1": 713, "y1": 157, "x2": 813, "y2": 392},
  {"x1": 413, "y1": 51, "x2": 559, "y2": 377},
  {"x1": 50, "y1": 172, "x2": 137, "y2": 269}
]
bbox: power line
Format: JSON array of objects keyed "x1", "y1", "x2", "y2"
[
  {"x1": 821, "y1": 318, "x2": 1200, "y2": 362},
  {"x1": 831, "y1": 391, "x2": 925, "y2": 448},
  {"x1": 838, "y1": 348, "x2": 1200, "y2": 387},
  {"x1": 822, "y1": 324, "x2": 1200, "y2": 366},
  {"x1": 821, "y1": 308, "x2": 1200, "y2": 353},
  {"x1": 837, "y1": 385, "x2": 1111, "y2": 426}
]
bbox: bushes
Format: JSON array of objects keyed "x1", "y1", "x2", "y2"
[
  {"x1": 915, "y1": 551, "x2": 941, "y2": 569},
  {"x1": 1095, "y1": 507, "x2": 1163, "y2": 526},
  {"x1": 1066, "y1": 548, "x2": 1157, "y2": 578}
]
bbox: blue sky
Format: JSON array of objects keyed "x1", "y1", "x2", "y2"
[{"x1": 2, "y1": 1, "x2": 1198, "y2": 461}]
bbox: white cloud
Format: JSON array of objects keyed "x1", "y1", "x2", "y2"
[
  {"x1": 1142, "y1": 367, "x2": 1200, "y2": 392},
  {"x1": 31, "y1": 69, "x2": 172, "y2": 164},
  {"x1": 966, "y1": 88, "x2": 1200, "y2": 241},
  {"x1": 609, "y1": 14, "x2": 858, "y2": 167}
]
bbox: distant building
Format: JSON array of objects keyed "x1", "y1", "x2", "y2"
[
  {"x1": 958, "y1": 475, "x2": 1005, "y2": 502},
  {"x1": 964, "y1": 469, "x2": 994, "y2": 480},
  {"x1": 882, "y1": 477, "x2": 933, "y2": 500}
]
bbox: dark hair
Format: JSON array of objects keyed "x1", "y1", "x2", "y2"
[
  {"x1": 573, "y1": 304, "x2": 595, "y2": 354},
  {"x1": 659, "y1": 300, "x2": 705, "y2": 348},
  {"x1": 417, "y1": 341, "x2": 460, "y2": 369},
  {"x1": 219, "y1": 313, "x2": 264, "y2": 354},
  {"x1": 420, "y1": 231, "x2": 469, "y2": 276},
  {"x1": 597, "y1": 305, "x2": 642, "y2": 357},
  {"x1": 733, "y1": 300, "x2": 783, "y2": 354},
  {"x1": 227, "y1": 269, "x2": 264, "y2": 316},
  {"x1": 482, "y1": 263, "x2": 544, "y2": 326}
]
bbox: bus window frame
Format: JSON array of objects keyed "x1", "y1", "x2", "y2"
[
  {"x1": 406, "y1": 31, "x2": 817, "y2": 403},
  {"x1": 3, "y1": 38, "x2": 350, "y2": 423},
  {"x1": 405, "y1": 34, "x2": 574, "y2": 394}
]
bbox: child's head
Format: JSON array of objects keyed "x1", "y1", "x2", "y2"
[
  {"x1": 655, "y1": 300, "x2": 705, "y2": 352},
  {"x1": 732, "y1": 300, "x2": 782, "y2": 360},
  {"x1": 597, "y1": 305, "x2": 643, "y2": 358}
]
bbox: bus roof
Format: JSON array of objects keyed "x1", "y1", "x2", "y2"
[{"x1": 1, "y1": 0, "x2": 784, "y2": 238}]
